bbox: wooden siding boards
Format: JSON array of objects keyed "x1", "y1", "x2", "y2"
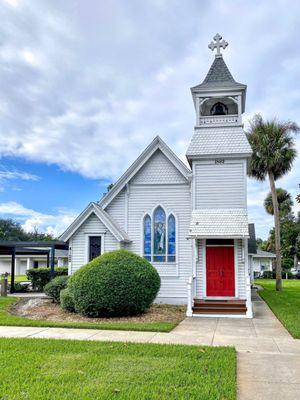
[
  {"x1": 105, "y1": 189, "x2": 126, "y2": 230},
  {"x1": 126, "y1": 184, "x2": 192, "y2": 302},
  {"x1": 68, "y1": 145, "x2": 248, "y2": 303},
  {"x1": 130, "y1": 149, "x2": 187, "y2": 185},
  {"x1": 70, "y1": 213, "x2": 119, "y2": 273},
  {"x1": 194, "y1": 159, "x2": 246, "y2": 209}
]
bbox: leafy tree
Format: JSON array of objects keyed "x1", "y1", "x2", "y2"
[
  {"x1": 247, "y1": 114, "x2": 299, "y2": 290},
  {"x1": 0, "y1": 218, "x2": 55, "y2": 241},
  {"x1": 264, "y1": 188, "x2": 293, "y2": 221},
  {"x1": 0, "y1": 219, "x2": 29, "y2": 241}
]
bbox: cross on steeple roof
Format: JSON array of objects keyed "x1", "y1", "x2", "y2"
[{"x1": 208, "y1": 33, "x2": 228, "y2": 57}]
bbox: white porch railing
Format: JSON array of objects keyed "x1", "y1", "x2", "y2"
[
  {"x1": 199, "y1": 115, "x2": 239, "y2": 126},
  {"x1": 186, "y1": 276, "x2": 195, "y2": 317}
]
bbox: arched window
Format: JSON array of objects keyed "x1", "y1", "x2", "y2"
[
  {"x1": 167, "y1": 214, "x2": 176, "y2": 262},
  {"x1": 210, "y1": 102, "x2": 228, "y2": 116},
  {"x1": 153, "y1": 206, "x2": 166, "y2": 262},
  {"x1": 143, "y1": 214, "x2": 151, "y2": 261},
  {"x1": 143, "y1": 207, "x2": 176, "y2": 263}
]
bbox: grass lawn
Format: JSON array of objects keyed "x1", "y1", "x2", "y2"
[
  {"x1": 0, "y1": 338, "x2": 236, "y2": 400},
  {"x1": 256, "y1": 279, "x2": 300, "y2": 339},
  {"x1": 7, "y1": 274, "x2": 29, "y2": 283},
  {"x1": 0, "y1": 297, "x2": 181, "y2": 332}
]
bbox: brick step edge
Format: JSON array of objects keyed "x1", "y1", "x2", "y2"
[
  {"x1": 192, "y1": 309, "x2": 247, "y2": 315},
  {"x1": 193, "y1": 307, "x2": 247, "y2": 314}
]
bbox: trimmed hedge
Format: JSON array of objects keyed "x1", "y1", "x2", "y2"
[
  {"x1": 44, "y1": 276, "x2": 69, "y2": 303},
  {"x1": 68, "y1": 250, "x2": 161, "y2": 317},
  {"x1": 26, "y1": 267, "x2": 68, "y2": 291},
  {"x1": 60, "y1": 288, "x2": 75, "y2": 312},
  {"x1": 262, "y1": 270, "x2": 295, "y2": 279}
]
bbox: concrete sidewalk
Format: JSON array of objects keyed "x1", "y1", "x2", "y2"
[{"x1": 0, "y1": 291, "x2": 299, "y2": 399}]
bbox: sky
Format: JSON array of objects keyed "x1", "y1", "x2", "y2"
[{"x1": 0, "y1": 0, "x2": 299, "y2": 239}]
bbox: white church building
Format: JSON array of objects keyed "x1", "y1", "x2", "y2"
[{"x1": 61, "y1": 34, "x2": 253, "y2": 318}]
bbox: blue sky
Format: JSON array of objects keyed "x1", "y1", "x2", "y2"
[{"x1": 0, "y1": 0, "x2": 299, "y2": 238}]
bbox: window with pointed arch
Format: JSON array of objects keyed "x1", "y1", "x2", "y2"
[{"x1": 143, "y1": 207, "x2": 176, "y2": 263}]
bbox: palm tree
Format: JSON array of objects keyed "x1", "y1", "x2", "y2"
[
  {"x1": 264, "y1": 188, "x2": 293, "y2": 221},
  {"x1": 247, "y1": 115, "x2": 299, "y2": 291}
]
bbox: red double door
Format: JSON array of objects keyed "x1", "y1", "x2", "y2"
[{"x1": 206, "y1": 246, "x2": 235, "y2": 297}]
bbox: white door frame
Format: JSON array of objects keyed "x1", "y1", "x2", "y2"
[{"x1": 202, "y1": 239, "x2": 239, "y2": 300}]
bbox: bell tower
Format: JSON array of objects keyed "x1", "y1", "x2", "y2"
[
  {"x1": 186, "y1": 35, "x2": 253, "y2": 318},
  {"x1": 190, "y1": 33, "x2": 246, "y2": 129},
  {"x1": 186, "y1": 34, "x2": 251, "y2": 167}
]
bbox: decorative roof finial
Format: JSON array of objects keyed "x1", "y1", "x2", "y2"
[{"x1": 208, "y1": 33, "x2": 228, "y2": 57}]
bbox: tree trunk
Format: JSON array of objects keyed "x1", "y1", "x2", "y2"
[{"x1": 268, "y1": 171, "x2": 282, "y2": 291}]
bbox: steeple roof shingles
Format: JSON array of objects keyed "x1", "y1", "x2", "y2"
[{"x1": 192, "y1": 56, "x2": 246, "y2": 90}]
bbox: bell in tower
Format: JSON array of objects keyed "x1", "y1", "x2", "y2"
[{"x1": 210, "y1": 102, "x2": 228, "y2": 116}]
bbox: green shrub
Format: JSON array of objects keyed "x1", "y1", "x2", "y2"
[
  {"x1": 262, "y1": 271, "x2": 275, "y2": 279},
  {"x1": 55, "y1": 267, "x2": 69, "y2": 276},
  {"x1": 13, "y1": 282, "x2": 30, "y2": 293},
  {"x1": 60, "y1": 288, "x2": 75, "y2": 312},
  {"x1": 68, "y1": 250, "x2": 161, "y2": 317},
  {"x1": 44, "y1": 275, "x2": 69, "y2": 303},
  {"x1": 262, "y1": 270, "x2": 295, "y2": 279},
  {"x1": 26, "y1": 267, "x2": 68, "y2": 291}
]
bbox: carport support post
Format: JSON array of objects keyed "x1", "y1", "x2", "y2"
[
  {"x1": 10, "y1": 247, "x2": 15, "y2": 294},
  {"x1": 46, "y1": 251, "x2": 50, "y2": 268},
  {"x1": 50, "y1": 245, "x2": 55, "y2": 279}
]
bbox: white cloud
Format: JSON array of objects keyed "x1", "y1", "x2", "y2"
[
  {"x1": 0, "y1": 170, "x2": 39, "y2": 182},
  {"x1": 0, "y1": 0, "x2": 299, "y2": 238},
  {"x1": 0, "y1": 201, "x2": 76, "y2": 237}
]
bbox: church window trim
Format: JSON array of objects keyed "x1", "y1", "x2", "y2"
[{"x1": 142, "y1": 206, "x2": 177, "y2": 264}]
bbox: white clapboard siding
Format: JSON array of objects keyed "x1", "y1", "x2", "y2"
[
  {"x1": 195, "y1": 239, "x2": 205, "y2": 298},
  {"x1": 125, "y1": 184, "x2": 192, "y2": 302},
  {"x1": 237, "y1": 239, "x2": 246, "y2": 298},
  {"x1": 70, "y1": 212, "x2": 119, "y2": 273},
  {"x1": 105, "y1": 188, "x2": 126, "y2": 230},
  {"x1": 195, "y1": 239, "x2": 246, "y2": 299},
  {"x1": 131, "y1": 149, "x2": 187, "y2": 185},
  {"x1": 194, "y1": 160, "x2": 246, "y2": 209}
]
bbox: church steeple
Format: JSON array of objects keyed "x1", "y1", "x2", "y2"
[
  {"x1": 186, "y1": 35, "x2": 251, "y2": 162},
  {"x1": 190, "y1": 34, "x2": 247, "y2": 127}
]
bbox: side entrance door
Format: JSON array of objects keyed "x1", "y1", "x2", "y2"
[
  {"x1": 206, "y1": 246, "x2": 235, "y2": 297},
  {"x1": 89, "y1": 236, "x2": 102, "y2": 261}
]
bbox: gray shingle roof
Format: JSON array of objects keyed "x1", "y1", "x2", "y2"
[
  {"x1": 253, "y1": 249, "x2": 276, "y2": 258},
  {"x1": 192, "y1": 56, "x2": 246, "y2": 90},
  {"x1": 186, "y1": 126, "x2": 252, "y2": 158},
  {"x1": 188, "y1": 209, "x2": 249, "y2": 238}
]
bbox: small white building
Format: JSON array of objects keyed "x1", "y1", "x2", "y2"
[
  {"x1": 61, "y1": 34, "x2": 253, "y2": 317},
  {"x1": 0, "y1": 250, "x2": 68, "y2": 276},
  {"x1": 250, "y1": 250, "x2": 276, "y2": 279}
]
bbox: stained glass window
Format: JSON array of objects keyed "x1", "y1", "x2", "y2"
[
  {"x1": 143, "y1": 214, "x2": 151, "y2": 261},
  {"x1": 168, "y1": 214, "x2": 176, "y2": 262},
  {"x1": 153, "y1": 206, "x2": 166, "y2": 262},
  {"x1": 143, "y1": 207, "x2": 176, "y2": 263}
]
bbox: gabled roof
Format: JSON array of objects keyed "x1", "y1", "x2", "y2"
[
  {"x1": 100, "y1": 135, "x2": 191, "y2": 209},
  {"x1": 253, "y1": 249, "x2": 276, "y2": 259},
  {"x1": 191, "y1": 56, "x2": 246, "y2": 91},
  {"x1": 188, "y1": 209, "x2": 249, "y2": 238},
  {"x1": 60, "y1": 202, "x2": 131, "y2": 243}
]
